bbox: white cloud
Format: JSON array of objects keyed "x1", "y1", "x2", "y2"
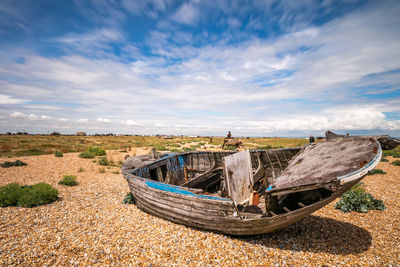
[
  {"x1": 10, "y1": 112, "x2": 26, "y2": 118},
  {"x1": 59, "y1": 118, "x2": 69, "y2": 122},
  {"x1": 97, "y1": 118, "x2": 111, "y2": 123},
  {"x1": 77, "y1": 118, "x2": 88, "y2": 123},
  {"x1": 0, "y1": 94, "x2": 26, "y2": 104},
  {"x1": 123, "y1": 120, "x2": 137, "y2": 126},
  {"x1": 171, "y1": 2, "x2": 199, "y2": 25}
]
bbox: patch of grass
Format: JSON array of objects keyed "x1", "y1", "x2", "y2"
[
  {"x1": 256, "y1": 145, "x2": 273, "y2": 150},
  {"x1": 54, "y1": 151, "x2": 63, "y2": 157},
  {"x1": 117, "y1": 160, "x2": 124, "y2": 167},
  {"x1": 154, "y1": 144, "x2": 167, "y2": 151},
  {"x1": 78, "y1": 167, "x2": 85, "y2": 172},
  {"x1": 79, "y1": 151, "x2": 96, "y2": 158},
  {"x1": 383, "y1": 150, "x2": 400, "y2": 158},
  {"x1": 87, "y1": 146, "x2": 106, "y2": 156},
  {"x1": 0, "y1": 183, "x2": 58, "y2": 208},
  {"x1": 182, "y1": 147, "x2": 195, "y2": 151},
  {"x1": 391, "y1": 160, "x2": 400, "y2": 166},
  {"x1": 381, "y1": 158, "x2": 389, "y2": 162},
  {"x1": 119, "y1": 150, "x2": 127, "y2": 153},
  {"x1": 98, "y1": 156, "x2": 109, "y2": 166},
  {"x1": 58, "y1": 175, "x2": 78, "y2": 186},
  {"x1": 224, "y1": 145, "x2": 237, "y2": 151},
  {"x1": 15, "y1": 148, "x2": 46, "y2": 156},
  {"x1": 169, "y1": 143, "x2": 180, "y2": 147},
  {"x1": 98, "y1": 167, "x2": 105, "y2": 173},
  {"x1": 112, "y1": 170, "x2": 120, "y2": 174},
  {"x1": 335, "y1": 183, "x2": 385, "y2": 213},
  {"x1": 169, "y1": 148, "x2": 181, "y2": 153},
  {"x1": 367, "y1": 169, "x2": 387, "y2": 175},
  {"x1": 122, "y1": 192, "x2": 135, "y2": 204},
  {"x1": 79, "y1": 146, "x2": 106, "y2": 158},
  {"x1": 92, "y1": 159, "x2": 97, "y2": 163},
  {"x1": 1, "y1": 160, "x2": 27, "y2": 168}
]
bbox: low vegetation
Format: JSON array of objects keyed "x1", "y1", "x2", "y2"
[
  {"x1": 79, "y1": 146, "x2": 106, "y2": 158},
  {"x1": 122, "y1": 192, "x2": 135, "y2": 204},
  {"x1": 1, "y1": 160, "x2": 27, "y2": 168},
  {"x1": 54, "y1": 151, "x2": 63, "y2": 157},
  {"x1": 98, "y1": 156, "x2": 109, "y2": 166},
  {"x1": 58, "y1": 175, "x2": 78, "y2": 186},
  {"x1": 392, "y1": 160, "x2": 400, "y2": 166},
  {"x1": 0, "y1": 135, "x2": 310, "y2": 157},
  {"x1": 383, "y1": 150, "x2": 400, "y2": 158},
  {"x1": 0, "y1": 182, "x2": 58, "y2": 208},
  {"x1": 367, "y1": 169, "x2": 387, "y2": 175},
  {"x1": 335, "y1": 183, "x2": 385, "y2": 213}
]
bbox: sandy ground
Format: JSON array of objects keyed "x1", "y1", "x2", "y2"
[{"x1": 0, "y1": 152, "x2": 399, "y2": 266}]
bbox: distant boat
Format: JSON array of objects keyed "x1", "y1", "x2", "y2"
[{"x1": 122, "y1": 136, "x2": 381, "y2": 235}]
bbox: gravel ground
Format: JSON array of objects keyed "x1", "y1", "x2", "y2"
[{"x1": 0, "y1": 152, "x2": 399, "y2": 266}]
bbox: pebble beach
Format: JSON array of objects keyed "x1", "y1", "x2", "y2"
[{"x1": 0, "y1": 152, "x2": 399, "y2": 266}]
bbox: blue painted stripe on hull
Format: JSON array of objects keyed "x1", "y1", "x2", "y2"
[{"x1": 145, "y1": 180, "x2": 230, "y2": 201}]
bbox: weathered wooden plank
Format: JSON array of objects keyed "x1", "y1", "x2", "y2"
[{"x1": 224, "y1": 150, "x2": 253, "y2": 205}]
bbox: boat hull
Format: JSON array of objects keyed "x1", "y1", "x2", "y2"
[{"x1": 125, "y1": 171, "x2": 361, "y2": 235}]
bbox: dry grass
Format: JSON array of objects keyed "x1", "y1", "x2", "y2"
[
  {"x1": 0, "y1": 149, "x2": 399, "y2": 265},
  {"x1": 0, "y1": 135, "x2": 311, "y2": 157}
]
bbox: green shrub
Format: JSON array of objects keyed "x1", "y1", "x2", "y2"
[
  {"x1": 18, "y1": 183, "x2": 58, "y2": 208},
  {"x1": 58, "y1": 175, "x2": 78, "y2": 186},
  {"x1": 335, "y1": 183, "x2": 385, "y2": 213},
  {"x1": 367, "y1": 169, "x2": 387, "y2": 175},
  {"x1": 0, "y1": 183, "x2": 58, "y2": 208},
  {"x1": 79, "y1": 146, "x2": 106, "y2": 158},
  {"x1": 54, "y1": 151, "x2": 63, "y2": 157},
  {"x1": 392, "y1": 160, "x2": 400, "y2": 166},
  {"x1": 98, "y1": 157, "x2": 109, "y2": 166},
  {"x1": 79, "y1": 151, "x2": 95, "y2": 158},
  {"x1": 122, "y1": 192, "x2": 135, "y2": 204},
  {"x1": 0, "y1": 183, "x2": 23, "y2": 206},
  {"x1": 381, "y1": 158, "x2": 389, "y2": 162},
  {"x1": 87, "y1": 146, "x2": 106, "y2": 156},
  {"x1": 1, "y1": 160, "x2": 27, "y2": 168}
]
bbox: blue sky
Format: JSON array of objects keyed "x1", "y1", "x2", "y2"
[{"x1": 0, "y1": 0, "x2": 400, "y2": 136}]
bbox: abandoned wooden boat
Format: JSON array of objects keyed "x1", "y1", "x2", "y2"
[{"x1": 122, "y1": 137, "x2": 382, "y2": 235}]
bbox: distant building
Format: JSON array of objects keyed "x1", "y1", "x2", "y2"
[
  {"x1": 50, "y1": 132, "x2": 61, "y2": 136},
  {"x1": 76, "y1": 132, "x2": 87, "y2": 136}
]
